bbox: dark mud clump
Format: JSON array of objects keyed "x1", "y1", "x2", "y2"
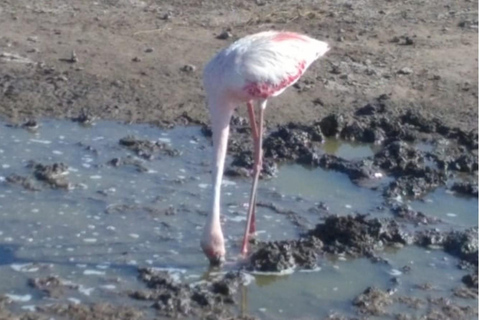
[
  {"x1": 443, "y1": 227, "x2": 478, "y2": 265},
  {"x1": 30, "y1": 162, "x2": 71, "y2": 189},
  {"x1": 374, "y1": 141, "x2": 427, "y2": 175},
  {"x1": 384, "y1": 173, "x2": 446, "y2": 199},
  {"x1": 416, "y1": 227, "x2": 478, "y2": 266},
  {"x1": 107, "y1": 156, "x2": 149, "y2": 172},
  {"x1": 450, "y1": 181, "x2": 479, "y2": 197},
  {"x1": 119, "y1": 136, "x2": 180, "y2": 160},
  {"x1": 5, "y1": 174, "x2": 40, "y2": 191},
  {"x1": 226, "y1": 151, "x2": 277, "y2": 178},
  {"x1": 309, "y1": 215, "x2": 413, "y2": 256},
  {"x1": 462, "y1": 273, "x2": 478, "y2": 288},
  {"x1": 353, "y1": 286, "x2": 392, "y2": 316},
  {"x1": 5, "y1": 161, "x2": 71, "y2": 190},
  {"x1": 130, "y1": 267, "x2": 245, "y2": 318},
  {"x1": 247, "y1": 237, "x2": 323, "y2": 272},
  {"x1": 247, "y1": 214, "x2": 412, "y2": 272},
  {"x1": 38, "y1": 303, "x2": 144, "y2": 320},
  {"x1": 263, "y1": 122, "x2": 323, "y2": 162},
  {"x1": 425, "y1": 297, "x2": 477, "y2": 319},
  {"x1": 391, "y1": 205, "x2": 441, "y2": 225},
  {"x1": 28, "y1": 276, "x2": 78, "y2": 298}
]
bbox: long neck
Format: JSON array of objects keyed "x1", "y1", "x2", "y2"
[{"x1": 207, "y1": 100, "x2": 234, "y2": 228}]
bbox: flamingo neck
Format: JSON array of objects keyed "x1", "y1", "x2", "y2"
[{"x1": 207, "y1": 100, "x2": 234, "y2": 230}]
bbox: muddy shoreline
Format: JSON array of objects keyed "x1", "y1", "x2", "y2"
[{"x1": 0, "y1": 102, "x2": 478, "y2": 319}]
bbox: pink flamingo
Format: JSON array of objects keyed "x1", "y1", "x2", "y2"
[{"x1": 201, "y1": 31, "x2": 330, "y2": 265}]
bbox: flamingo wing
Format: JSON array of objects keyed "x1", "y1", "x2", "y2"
[{"x1": 233, "y1": 31, "x2": 330, "y2": 98}]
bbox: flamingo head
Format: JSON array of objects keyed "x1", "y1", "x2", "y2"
[{"x1": 201, "y1": 226, "x2": 226, "y2": 266}]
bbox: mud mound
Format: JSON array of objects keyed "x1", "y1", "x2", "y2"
[
  {"x1": 416, "y1": 227, "x2": 478, "y2": 266},
  {"x1": 247, "y1": 237, "x2": 323, "y2": 272},
  {"x1": 353, "y1": 286, "x2": 393, "y2": 316},
  {"x1": 130, "y1": 267, "x2": 247, "y2": 318},
  {"x1": 247, "y1": 214, "x2": 413, "y2": 272},
  {"x1": 119, "y1": 136, "x2": 180, "y2": 160},
  {"x1": 6, "y1": 161, "x2": 71, "y2": 190},
  {"x1": 309, "y1": 215, "x2": 412, "y2": 256}
]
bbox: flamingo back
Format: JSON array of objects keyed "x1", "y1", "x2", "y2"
[{"x1": 203, "y1": 31, "x2": 330, "y2": 101}]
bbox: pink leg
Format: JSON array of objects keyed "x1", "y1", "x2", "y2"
[
  {"x1": 242, "y1": 100, "x2": 266, "y2": 256},
  {"x1": 246, "y1": 102, "x2": 258, "y2": 235}
]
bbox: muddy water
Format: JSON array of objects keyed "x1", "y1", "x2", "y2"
[{"x1": 0, "y1": 120, "x2": 477, "y2": 318}]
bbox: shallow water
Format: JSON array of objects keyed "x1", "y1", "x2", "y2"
[
  {"x1": 0, "y1": 120, "x2": 476, "y2": 318},
  {"x1": 409, "y1": 188, "x2": 478, "y2": 227}
]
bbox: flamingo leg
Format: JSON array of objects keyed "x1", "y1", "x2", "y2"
[
  {"x1": 246, "y1": 101, "x2": 258, "y2": 235},
  {"x1": 241, "y1": 100, "x2": 266, "y2": 256}
]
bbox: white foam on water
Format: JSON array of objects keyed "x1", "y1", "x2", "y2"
[
  {"x1": 10, "y1": 263, "x2": 39, "y2": 273},
  {"x1": 388, "y1": 269, "x2": 402, "y2": 276},
  {"x1": 78, "y1": 286, "x2": 94, "y2": 296},
  {"x1": 222, "y1": 180, "x2": 236, "y2": 186},
  {"x1": 100, "y1": 284, "x2": 116, "y2": 290},
  {"x1": 249, "y1": 267, "x2": 295, "y2": 276},
  {"x1": 229, "y1": 216, "x2": 246, "y2": 222},
  {"x1": 30, "y1": 139, "x2": 51, "y2": 144},
  {"x1": 152, "y1": 267, "x2": 187, "y2": 274},
  {"x1": 299, "y1": 266, "x2": 322, "y2": 273},
  {"x1": 90, "y1": 175, "x2": 102, "y2": 180},
  {"x1": 199, "y1": 183, "x2": 209, "y2": 189},
  {"x1": 446, "y1": 212, "x2": 457, "y2": 217},
  {"x1": 83, "y1": 238, "x2": 97, "y2": 243},
  {"x1": 129, "y1": 233, "x2": 140, "y2": 239},
  {"x1": 52, "y1": 150, "x2": 63, "y2": 155},
  {"x1": 83, "y1": 269, "x2": 105, "y2": 276},
  {"x1": 21, "y1": 305, "x2": 36, "y2": 311},
  {"x1": 67, "y1": 297, "x2": 81, "y2": 304},
  {"x1": 6, "y1": 294, "x2": 32, "y2": 302}
]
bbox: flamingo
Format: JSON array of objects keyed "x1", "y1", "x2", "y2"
[{"x1": 201, "y1": 31, "x2": 330, "y2": 265}]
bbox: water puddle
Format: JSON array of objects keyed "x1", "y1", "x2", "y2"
[
  {"x1": 409, "y1": 188, "x2": 478, "y2": 227},
  {"x1": 322, "y1": 138, "x2": 378, "y2": 160},
  {"x1": 0, "y1": 120, "x2": 476, "y2": 318}
]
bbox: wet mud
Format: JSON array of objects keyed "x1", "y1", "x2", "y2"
[
  {"x1": 130, "y1": 268, "x2": 250, "y2": 319},
  {"x1": 0, "y1": 100, "x2": 477, "y2": 319}
]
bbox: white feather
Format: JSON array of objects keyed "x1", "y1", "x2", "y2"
[{"x1": 204, "y1": 31, "x2": 330, "y2": 100}]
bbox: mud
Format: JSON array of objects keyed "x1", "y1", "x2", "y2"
[
  {"x1": 247, "y1": 214, "x2": 413, "y2": 272},
  {"x1": 310, "y1": 215, "x2": 412, "y2": 257},
  {"x1": 6, "y1": 161, "x2": 71, "y2": 190},
  {"x1": 28, "y1": 276, "x2": 78, "y2": 298},
  {"x1": 247, "y1": 237, "x2": 322, "y2": 272},
  {"x1": 353, "y1": 286, "x2": 392, "y2": 316},
  {"x1": 119, "y1": 136, "x2": 180, "y2": 160},
  {"x1": 451, "y1": 181, "x2": 479, "y2": 197},
  {"x1": 223, "y1": 100, "x2": 477, "y2": 207},
  {"x1": 391, "y1": 204, "x2": 441, "y2": 225},
  {"x1": 130, "y1": 267, "x2": 249, "y2": 319}
]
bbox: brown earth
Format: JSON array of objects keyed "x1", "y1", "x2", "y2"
[{"x1": 0, "y1": 0, "x2": 478, "y2": 130}]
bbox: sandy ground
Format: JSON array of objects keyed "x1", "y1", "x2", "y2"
[{"x1": 0, "y1": 0, "x2": 478, "y2": 130}]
